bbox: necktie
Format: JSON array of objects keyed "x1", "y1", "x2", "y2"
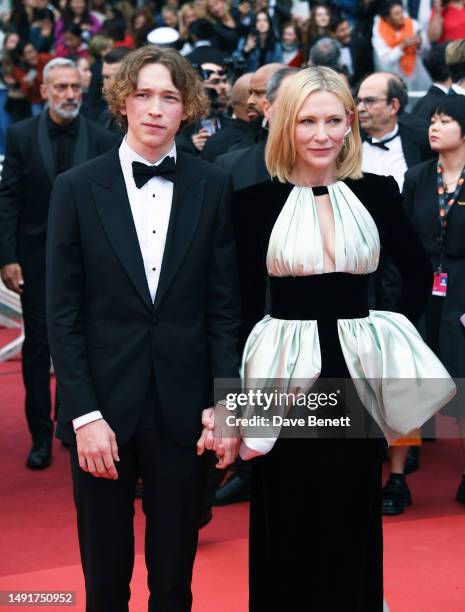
[
  {"x1": 365, "y1": 132, "x2": 399, "y2": 151},
  {"x1": 132, "y1": 157, "x2": 176, "y2": 189}
]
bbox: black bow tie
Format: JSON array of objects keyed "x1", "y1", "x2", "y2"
[
  {"x1": 365, "y1": 132, "x2": 399, "y2": 151},
  {"x1": 132, "y1": 157, "x2": 176, "y2": 189},
  {"x1": 48, "y1": 120, "x2": 78, "y2": 139}
]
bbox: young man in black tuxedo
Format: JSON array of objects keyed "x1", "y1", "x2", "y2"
[
  {"x1": 46, "y1": 46, "x2": 241, "y2": 611},
  {"x1": 0, "y1": 57, "x2": 118, "y2": 470}
]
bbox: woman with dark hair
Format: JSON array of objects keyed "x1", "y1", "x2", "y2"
[
  {"x1": 55, "y1": 23, "x2": 88, "y2": 58},
  {"x1": 55, "y1": 0, "x2": 101, "y2": 48},
  {"x1": 130, "y1": 7, "x2": 156, "y2": 48},
  {"x1": 101, "y1": 7, "x2": 135, "y2": 49},
  {"x1": 403, "y1": 96, "x2": 465, "y2": 506},
  {"x1": 5, "y1": 0, "x2": 31, "y2": 42},
  {"x1": 206, "y1": 0, "x2": 243, "y2": 54},
  {"x1": 281, "y1": 20, "x2": 304, "y2": 66},
  {"x1": 11, "y1": 41, "x2": 53, "y2": 115},
  {"x1": 235, "y1": 10, "x2": 283, "y2": 71},
  {"x1": 302, "y1": 1, "x2": 332, "y2": 52}
]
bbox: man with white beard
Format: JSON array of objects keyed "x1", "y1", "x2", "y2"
[{"x1": 0, "y1": 57, "x2": 117, "y2": 471}]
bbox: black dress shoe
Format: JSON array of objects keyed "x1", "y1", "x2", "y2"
[
  {"x1": 198, "y1": 508, "x2": 212, "y2": 529},
  {"x1": 26, "y1": 441, "x2": 52, "y2": 470},
  {"x1": 212, "y1": 474, "x2": 251, "y2": 506},
  {"x1": 456, "y1": 476, "x2": 465, "y2": 506},
  {"x1": 404, "y1": 446, "x2": 420, "y2": 474},
  {"x1": 382, "y1": 475, "x2": 412, "y2": 515}
]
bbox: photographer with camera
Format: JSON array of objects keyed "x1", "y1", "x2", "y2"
[{"x1": 176, "y1": 61, "x2": 234, "y2": 154}]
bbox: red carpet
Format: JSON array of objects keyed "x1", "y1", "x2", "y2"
[{"x1": 1, "y1": 328, "x2": 464, "y2": 611}]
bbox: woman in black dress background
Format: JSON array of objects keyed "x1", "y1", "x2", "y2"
[
  {"x1": 403, "y1": 96, "x2": 465, "y2": 505},
  {"x1": 232, "y1": 67, "x2": 455, "y2": 611}
]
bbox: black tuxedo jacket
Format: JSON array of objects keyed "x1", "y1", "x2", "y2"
[
  {"x1": 46, "y1": 148, "x2": 241, "y2": 446},
  {"x1": 411, "y1": 85, "x2": 448, "y2": 122},
  {"x1": 201, "y1": 118, "x2": 258, "y2": 162},
  {"x1": 361, "y1": 119, "x2": 431, "y2": 172},
  {"x1": 214, "y1": 140, "x2": 270, "y2": 191},
  {"x1": 0, "y1": 112, "x2": 118, "y2": 273}
]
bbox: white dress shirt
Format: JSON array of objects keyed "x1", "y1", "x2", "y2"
[
  {"x1": 451, "y1": 83, "x2": 465, "y2": 96},
  {"x1": 72, "y1": 138, "x2": 176, "y2": 432},
  {"x1": 361, "y1": 126, "x2": 408, "y2": 191},
  {"x1": 433, "y1": 82, "x2": 450, "y2": 94}
]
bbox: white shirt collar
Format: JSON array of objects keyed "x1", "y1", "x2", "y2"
[
  {"x1": 119, "y1": 137, "x2": 177, "y2": 167},
  {"x1": 433, "y1": 82, "x2": 450, "y2": 94},
  {"x1": 452, "y1": 83, "x2": 465, "y2": 95},
  {"x1": 195, "y1": 40, "x2": 212, "y2": 48},
  {"x1": 371, "y1": 125, "x2": 399, "y2": 143}
]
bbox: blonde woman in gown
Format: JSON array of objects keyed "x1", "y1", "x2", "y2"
[{"x1": 230, "y1": 67, "x2": 455, "y2": 611}]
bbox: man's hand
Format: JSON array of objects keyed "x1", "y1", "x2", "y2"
[
  {"x1": 196, "y1": 406, "x2": 240, "y2": 469},
  {"x1": 191, "y1": 128, "x2": 211, "y2": 152},
  {"x1": 402, "y1": 36, "x2": 419, "y2": 49},
  {"x1": 76, "y1": 419, "x2": 120, "y2": 479},
  {"x1": 1, "y1": 263, "x2": 24, "y2": 294}
]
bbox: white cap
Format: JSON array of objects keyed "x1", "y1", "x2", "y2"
[{"x1": 147, "y1": 27, "x2": 180, "y2": 46}]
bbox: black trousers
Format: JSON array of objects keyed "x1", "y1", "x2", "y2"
[
  {"x1": 20, "y1": 266, "x2": 53, "y2": 443},
  {"x1": 70, "y1": 392, "x2": 208, "y2": 612}
]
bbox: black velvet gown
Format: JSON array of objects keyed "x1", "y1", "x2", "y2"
[{"x1": 233, "y1": 173, "x2": 433, "y2": 612}]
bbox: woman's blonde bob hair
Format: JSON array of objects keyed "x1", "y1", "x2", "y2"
[{"x1": 265, "y1": 66, "x2": 363, "y2": 183}]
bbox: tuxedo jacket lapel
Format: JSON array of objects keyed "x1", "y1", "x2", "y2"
[
  {"x1": 399, "y1": 126, "x2": 422, "y2": 168},
  {"x1": 38, "y1": 112, "x2": 55, "y2": 184},
  {"x1": 153, "y1": 151, "x2": 205, "y2": 311},
  {"x1": 72, "y1": 115, "x2": 89, "y2": 168},
  {"x1": 38, "y1": 113, "x2": 90, "y2": 183},
  {"x1": 91, "y1": 149, "x2": 153, "y2": 310}
]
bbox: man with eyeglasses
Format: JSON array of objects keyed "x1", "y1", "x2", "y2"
[
  {"x1": 356, "y1": 71, "x2": 430, "y2": 191},
  {"x1": 357, "y1": 71, "x2": 434, "y2": 515},
  {"x1": 0, "y1": 57, "x2": 118, "y2": 471}
]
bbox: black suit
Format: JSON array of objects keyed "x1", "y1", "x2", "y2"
[
  {"x1": 411, "y1": 84, "x2": 448, "y2": 121},
  {"x1": 46, "y1": 147, "x2": 240, "y2": 610},
  {"x1": 214, "y1": 139, "x2": 270, "y2": 191},
  {"x1": 403, "y1": 158, "x2": 465, "y2": 380},
  {"x1": 201, "y1": 117, "x2": 258, "y2": 162},
  {"x1": 185, "y1": 44, "x2": 228, "y2": 66},
  {"x1": 0, "y1": 112, "x2": 118, "y2": 445},
  {"x1": 176, "y1": 115, "x2": 235, "y2": 156}
]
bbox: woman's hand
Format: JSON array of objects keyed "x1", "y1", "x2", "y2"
[
  {"x1": 244, "y1": 34, "x2": 257, "y2": 54},
  {"x1": 196, "y1": 405, "x2": 241, "y2": 469}
]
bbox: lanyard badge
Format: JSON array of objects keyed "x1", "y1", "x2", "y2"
[{"x1": 434, "y1": 163, "x2": 465, "y2": 297}]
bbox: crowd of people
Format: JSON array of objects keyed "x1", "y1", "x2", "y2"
[
  {"x1": 0, "y1": 1, "x2": 464, "y2": 609},
  {"x1": 0, "y1": 0, "x2": 465, "y2": 154}
]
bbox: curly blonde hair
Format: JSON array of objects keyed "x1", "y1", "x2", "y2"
[{"x1": 105, "y1": 45, "x2": 209, "y2": 131}]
